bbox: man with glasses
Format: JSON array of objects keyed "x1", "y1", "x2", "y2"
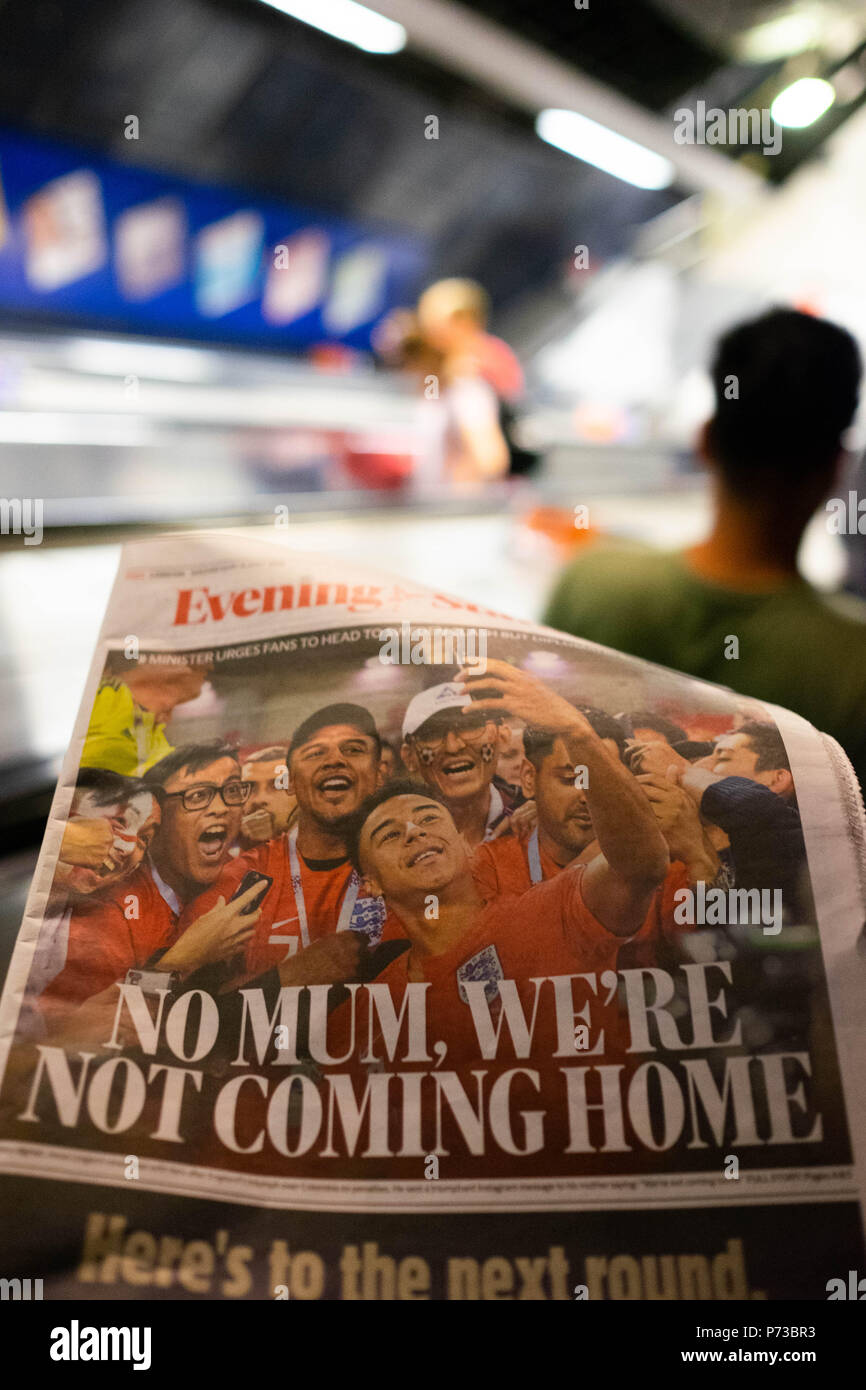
[
  {"x1": 400, "y1": 682, "x2": 520, "y2": 849},
  {"x1": 144, "y1": 741, "x2": 251, "y2": 906},
  {"x1": 36, "y1": 744, "x2": 263, "y2": 1041}
]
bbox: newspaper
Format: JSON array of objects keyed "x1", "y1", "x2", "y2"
[{"x1": 1, "y1": 528, "x2": 865, "y2": 1302}]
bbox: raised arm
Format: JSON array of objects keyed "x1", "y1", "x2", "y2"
[{"x1": 458, "y1": 659, "x2": 668, "y2": 935}]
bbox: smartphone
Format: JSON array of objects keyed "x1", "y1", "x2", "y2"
[{"x1": 230, "y1": 870, "x2": 273, "y2": 914}]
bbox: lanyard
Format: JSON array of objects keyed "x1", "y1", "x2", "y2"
[
  {"x1": 527, "y1": 827, "x2": 543, "y2": 885},
  {"x1": 482, "y1": 783, "x2": 505, "y2": 842},
  {"x1": 286, "y1": 827, "x2": 361, "y2": 949}
]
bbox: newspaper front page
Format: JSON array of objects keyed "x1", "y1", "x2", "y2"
[{"x1": 1, "y1": 529, "x2": 865, "y2": 1301}]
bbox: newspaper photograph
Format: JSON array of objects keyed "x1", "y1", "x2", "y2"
[{"x1": 0, "y1": 529, "x2": 865, "y2": 1301}]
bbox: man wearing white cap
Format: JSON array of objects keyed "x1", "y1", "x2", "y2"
[{"x1": 400, "y1": 681, "x2": 520, "y2": 849}]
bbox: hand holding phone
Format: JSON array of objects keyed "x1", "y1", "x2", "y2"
[{"x1": 230, "y1": 870, "x2": 273, "y2": 915}]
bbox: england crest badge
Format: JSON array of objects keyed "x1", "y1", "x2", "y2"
[
  {"x1": 349, "y1": 893, "x2": 387, "y2": 945},
  {"x1": 456, "y1": 943, "x2": 504, "y2": 1005}
]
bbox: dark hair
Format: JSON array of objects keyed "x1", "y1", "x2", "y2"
[
  {"x1": 524, "y1": 705, "x2": 626, "y2": 769},
  {"x1": 74, "y1": 767, "x2": 151, "y2": 807},
  {"x1": 729, "y1": 720, "x2": 791, "y2": 774},
  {"x1": 142, "y1": 741, "x2": 240, "y2": 789},
  {"x1": 628, "y1": 711, "x2": 687, "y2": 744},
  {"x1": 288, "y1": 703, "x2": 380, "y2": 760},
  {"x1": 707, "y1": 308, "x2": 860, "y2": 499},
  {"x1": 344, "y1": 779, "x2": 450, "y2": 874}
]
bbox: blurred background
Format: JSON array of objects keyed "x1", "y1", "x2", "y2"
[{"x1": 2, "y1": 0, "x2": 866, "y2": 900}]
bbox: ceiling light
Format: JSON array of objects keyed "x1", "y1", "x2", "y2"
[
  {"x1": 258, "y1": 0, "x2": 406, "y2": 54},
  {"x1": 770, "y1": 76, "x2": 836, "y2": 127},
  {"x1": 739, "y1": 12, "x2": 822, "y2": 62},
  {"x1": 536, "y1": 109, "x2": 675, "y2": 190}
]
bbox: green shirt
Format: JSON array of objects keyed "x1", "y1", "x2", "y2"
[{"x1": 543, "y1": 542, "x2": 866, "y2": 790}]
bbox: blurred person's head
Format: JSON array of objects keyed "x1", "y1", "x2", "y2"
[
  {"x1": 56, "y1": 769, "x2": 161, "y2": 902},
  {"x1": 378, "y1": 739, "x2": 404, "y2": 784},
  {"x1": 373, "y1": 308, "x2": 444, "y2": 380},
  {"x1": 144, "y1": 742, "x2": 245, "y2": 897},
  {"x1": 708, "y1": 720, "x2": 794, "y2": 799},
  {"x1": 702, "y1": 309, "x2": 861, "y2": 526},
  {"x1": 575, "y1": 706, "x2": 627, "y2": 762},
  {"x1": 628, "y1": 711, "x2": 687, "y2": 748},
  {"x1": 287, "y1": 704, "x2": 382, "y2": 833},
  {"x1": 417, "y1": 278, "x2": 490, "y2": 354},
  {"x1": 496, "y1": 721, "x2": 526, "y2": 789},
  {"x1": 240, "y1": 745, "x2": 294, "y2": 847}
]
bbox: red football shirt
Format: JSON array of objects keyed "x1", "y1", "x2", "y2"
[
  {"x1": 340, "y1": 864, "x2": 625, "y2": 1074},
  {"x1": 180, "y1": 834, "x2": 391, "y2": 977},
  {"x1": 472, "y1": 835, "x2": 692, "y2": 949},
  {"x1": 472, "y1": 834, "x2": 562, "y2": 900},
  {"x1": 323, "y1": 867, "x2": 624, "y2": 1172},
  {"x1": 39, "y1": 864, "x2": 180, "y2": 1030}
]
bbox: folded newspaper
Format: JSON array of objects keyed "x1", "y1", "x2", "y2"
[{"x1": 1, "y1": 529, "x2": 865, "y2": 1302}]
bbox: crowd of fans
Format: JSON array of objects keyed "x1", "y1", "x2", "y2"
[{"x1": 22, "y1": 659, "x2": 808, "y2": 1065}]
